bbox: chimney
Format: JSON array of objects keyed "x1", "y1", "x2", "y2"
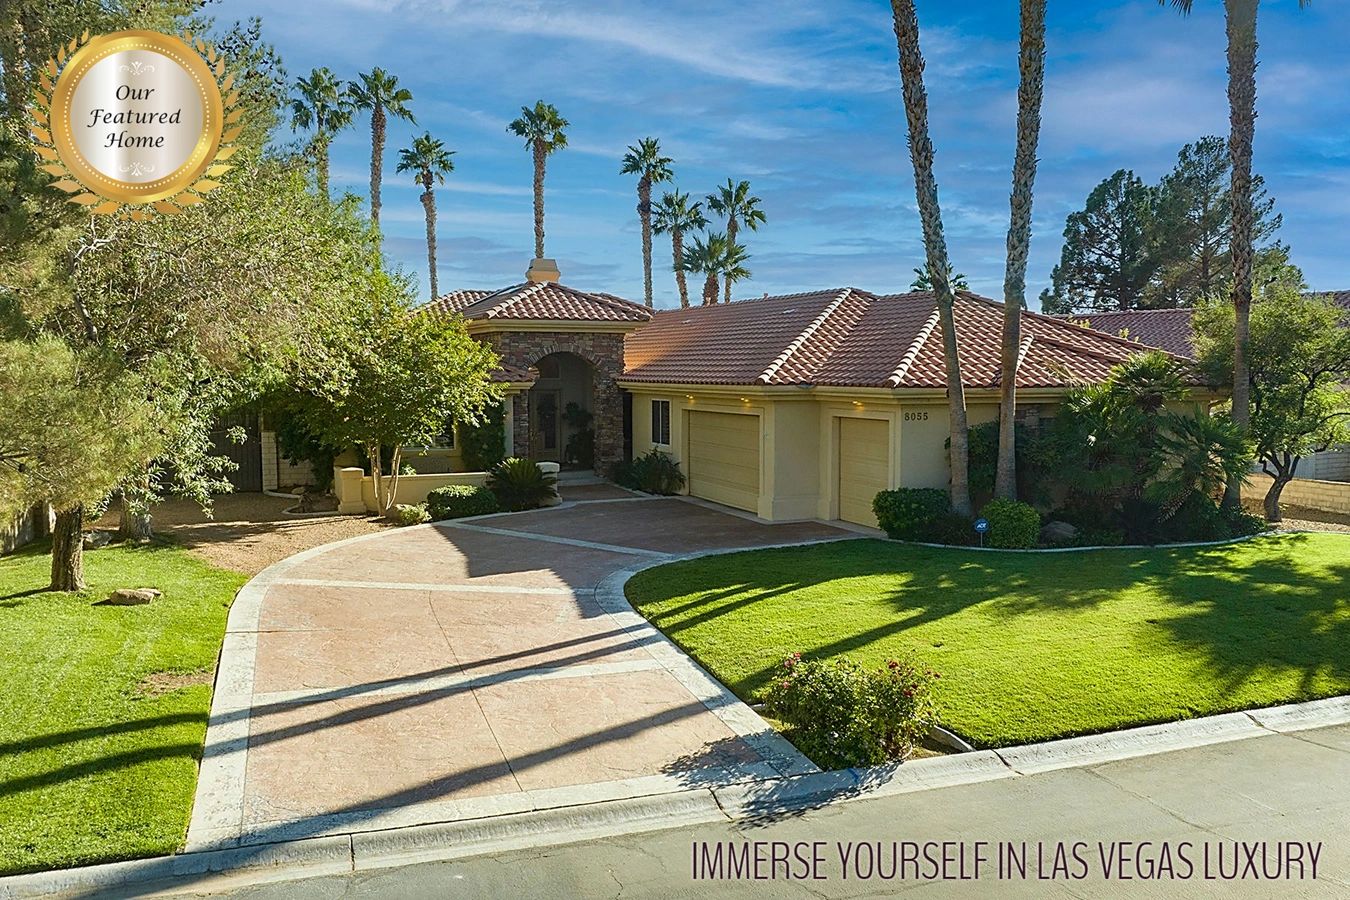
[{"x1": 526, "y1": 258, "x2": 561, "y2": 283}]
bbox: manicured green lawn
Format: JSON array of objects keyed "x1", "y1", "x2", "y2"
[
  {"x1": 0, "y1": 542, "x2": 244, "y2": 875},
  {"x1": 627, "y1": 534, "x2": 1350, "y2": 750}
]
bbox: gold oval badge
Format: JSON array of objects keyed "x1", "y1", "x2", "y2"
[{"x1": 31, "y1": 30, "x2": 239, "y2": 216}]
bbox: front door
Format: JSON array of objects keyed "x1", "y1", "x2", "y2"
[{"x1": 532, "y1": 390, "x2": 562, "y2": 462}]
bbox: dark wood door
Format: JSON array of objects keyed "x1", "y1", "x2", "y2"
[{"x1": 210, "y1": 411, "x2": 262, "y2": 492}]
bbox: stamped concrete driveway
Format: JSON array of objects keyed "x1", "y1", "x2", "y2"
[{"x1": 187, "y1": 492, "x2": 850, "y2": 851}]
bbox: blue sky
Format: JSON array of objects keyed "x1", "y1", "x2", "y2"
[{"x1": 210, "y1": 0, "x2": 1350, "y2": 310}]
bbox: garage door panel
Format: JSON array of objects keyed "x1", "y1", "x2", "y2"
[
  {"x1": 687, "y1": 411, "x2": 761, "y2": 513},
  {"x1": 838, "y1": 417, "x2": 890, "y2": 527}
]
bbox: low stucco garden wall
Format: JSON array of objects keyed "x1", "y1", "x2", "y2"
[
  {"x1": 1243, "y1": 471, "x2": 1350, "y2": 515},
  {"x1": 333, "y1": 467, "x2": 489, "y2": 515}
]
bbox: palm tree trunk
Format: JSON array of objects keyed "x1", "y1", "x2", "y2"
[
  {"x1": 723, "y1": 218, "x2": 738, "y2": 303},
  {"x1": 370, "y1": 103, "x2": 386, "y2": 232},
  {"x1": 673, "y1": 230, "x2": 689, "y2": 308},
  {"x1": 639, "y1": 177, "x2": 654, "y2": 307},
  {"x1": 891, "y1": 0, "x2": 972, "y2": 516},
  {"x1": 316, "y1": 132, "x2": 330, "y2": 201},
  {"x1": 995, "y1": 0, "x2": 1047, "y2": 502},
  {"x1": 50, "y1": 505, "x2": 85, "y2": 592},
  {"x1": 532, "y1": 139, "x2": 546, "y2": 259},
  {"x1": 421, "y1": 184, "x2": 439, "y2": 299},
  {"x1": 1222, "y1": 0, "x2": 1258, "y2": 512},
  {"x1": 702, "y1": 272, "x2": 718, "y2": 306}
]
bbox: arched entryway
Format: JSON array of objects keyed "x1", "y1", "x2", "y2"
[{"x1": 527, "y1": 352, "x2": 595, "y2": 468}]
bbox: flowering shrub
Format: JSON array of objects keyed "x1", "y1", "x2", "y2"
[{"x1": 761, "y1": 653, "x2": 940, "y2": 769}]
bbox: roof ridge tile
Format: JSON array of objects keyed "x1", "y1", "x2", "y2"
[
  {"x1": 757, "y1": 288, "x2": 853, "y2": 384},
  {"x1": 886, "y1": 306, "x2": 940, "y2": 387}
]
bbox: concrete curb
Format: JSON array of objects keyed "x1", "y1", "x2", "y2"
[{"x1": 4, "y1": 694, "x2": 1348, "y2": 898}]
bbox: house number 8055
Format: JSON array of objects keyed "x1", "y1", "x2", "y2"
[{"x1": 903, "y1": 411, "x2": 929, "y2": 421}]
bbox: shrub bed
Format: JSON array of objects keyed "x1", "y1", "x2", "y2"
[
  {"x1": 426, "y1": 484, "x2": 500, "y2": 520},
  {"x1": 872, "y1": 488, "x2": 950, "y2": 541}
]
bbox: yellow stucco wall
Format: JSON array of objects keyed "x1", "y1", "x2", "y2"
[{"x1": 625, "y1": 386, "x2": 1156, "y2": 524}]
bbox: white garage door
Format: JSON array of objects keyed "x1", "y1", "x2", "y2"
[
  {"x1": 838, "y1": 417, "x2": 890, "y2": 527},
  {"x1": 686, "y1": 410, "x2": 761, "y2": 513}
]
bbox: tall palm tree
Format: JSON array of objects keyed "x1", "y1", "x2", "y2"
[
  {"x1": 348, "y1": 68, "x2": 416, "y2": 232},
  {"x1": 706, "y1": 179, "x2": 765, "y2": 302},
  {"x1": 890, "y1": 0, "x2": 973, "y2": 516},
  {"x1": 290, "y1": 67, "x2": 354, "y2": 201},
  {"x1": 507, "y1": 100, "x2": 569, "y2": 260},
  {"x1": 396, "y1": 133, "x2": 456, "y2": 300},
  {"x1": 653, "y1": 191, "x2": 708, "y2": 308},
  {"x1": 1160, "y1": 0, "x2": 1307, "y2": 510},
  {"x1": 680, "y1": 233, "x2": 750, "y2": 306},
  {"x1": 621, "y1": 138, "x2": 675, "y2": 307},
  {"x1": 995, "y1": 0, "x2": 1048, "y2": 501}
]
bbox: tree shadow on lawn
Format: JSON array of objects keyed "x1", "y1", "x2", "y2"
[{"x1": 633, "y1": 535, "x2": 1350, "y2": 708}]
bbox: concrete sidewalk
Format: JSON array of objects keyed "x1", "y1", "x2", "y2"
[
  {"x1": 169, "y1": 721, "x2": 1350, "y2": 899},
  {"x1": 187, "y1": 497, "x2": 850, "y2": 852}
]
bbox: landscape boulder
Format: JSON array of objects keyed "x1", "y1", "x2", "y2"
[
  {"x1": 1039, "y1": 520, "x2": 1079, "y2": 546},
  {"x1": 100, "y1": 588, "x2": 162, "y2": 606},
  {"x1": 82, "y1": 530, "x2": 113, "y2": 550}
]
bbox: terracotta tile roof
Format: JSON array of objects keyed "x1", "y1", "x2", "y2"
[
  {"x1": 424, "y1": 289, "x2": 494, "y2": 315},
  {"x1": 440, "y1": 282, "x2": 652, "y2": 323},
  {"x1": 1062, "y1": 308, "x2": 1197, "y2": 358},
  {"x1": 490, "y1": 361, "x2": 537, "y2": 384},
  {"x1": 622, "y1": 289, "x2": 1193, "y2": 390}
]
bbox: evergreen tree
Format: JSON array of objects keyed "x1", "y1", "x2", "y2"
[
  {"x1": 1147, "y1": 136, "x2": 1280, "y2": 307},
  {"x1": 1040, "y1": 170, "x2": 1157, "y2": 314}
]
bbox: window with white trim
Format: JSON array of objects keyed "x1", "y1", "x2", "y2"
[{"x1": 651, "y1": 399, "x2": 671, "y2": 446}]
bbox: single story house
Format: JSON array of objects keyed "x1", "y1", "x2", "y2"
[
  {"x1": 243, "y1": 264, "x2": 1214, "y2": 528},
  {"x1": 417, "y1": 267, "x2": 1207, "y2": 528}
]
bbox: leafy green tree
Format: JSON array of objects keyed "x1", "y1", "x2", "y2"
[
  {"x1": 620, "y1": 138, "x2": 674, "y2": 307},
  {"x1": 1193, "y1": 288, "x2": 1350, "y2": 521},
  {"x1": 909, "y1": 262, "x2": 968, "y2": 292},
  {"x1": 0, "y1": 339, "x2": 159, "y2": 590},
  {"x1": 680, "y1": 232, "x2": 749, "y2": 307},
  {"x1": 290, "y1": 66, "x2": 353, "y2": 201},
  {"x1": 294, "y1": 285, "x2": 501, "y2": 514},
  {"x1": 507, "y1": 100, "x2": 568, "y2": 260},
  {"x1": 1040, "y1": 170, "x2": 1157, "y2": 314},
  {"x1": 397, "y1": 133, "x2": 455, "y2": 299},
  {"x1": 890, "y1": 0, "x2": 973, "y2": 516},
  {"x1": 706, "y1": 179, "x2": 765, "y2": 302},
  {"x1": 348, "y1": 68, "x2": 415, "y2": 232},
  {"x1": 652, "y1": 191, "x2": 707, "y2": 308}
]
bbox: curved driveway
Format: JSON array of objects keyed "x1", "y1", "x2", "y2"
[{"x1": 187, "y1": 489, "x2": 851, "y2": 850}]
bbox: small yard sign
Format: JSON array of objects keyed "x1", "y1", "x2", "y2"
[{"x1": 974, "y1": 517, "x2": 989, "y2": 547}]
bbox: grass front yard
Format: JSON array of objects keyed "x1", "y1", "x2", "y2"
[
  {"x1": 627, "y1": 533, "x2": 1350, "y2": 751},
  {"x1": 0, "y1": 542, "x2": 244, "y2": 875}
]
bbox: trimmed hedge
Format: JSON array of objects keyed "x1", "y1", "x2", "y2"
[
  {"x1": 872, "y1": 488, "x2": 950, "y2": 541},
  {"x1": 426, "y1": 484, "x2": 500, "y2": 520},
  {"x1": 980, "y1": 498, "x2": 1040, "y2": 549}
]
